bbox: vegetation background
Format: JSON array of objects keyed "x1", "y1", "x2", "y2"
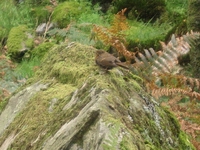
[{"x1": 0, "y1": 0, "x2": 199, "y2": 149}]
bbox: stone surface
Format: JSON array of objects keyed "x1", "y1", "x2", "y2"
[{"x1": 0, "y1": 81, "x2": 49, "y2": 136}]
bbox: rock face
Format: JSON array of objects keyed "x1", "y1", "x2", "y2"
[{"x1": 0, "y1": 42, "x2": 194, "y2": 149}]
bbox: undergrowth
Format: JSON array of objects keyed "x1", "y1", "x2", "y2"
[
  {"x1": 15, "y1": 57, "x2": 41, "y2": 79},
  {"x1": 0, "y1": 0, "x2": 34, "y2": 40}
]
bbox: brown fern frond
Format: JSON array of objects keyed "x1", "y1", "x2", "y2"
[
  {"x1": 109, "y1": 8, "x2": 129, "y2": 34},
  {"x1": 157, "y1": 74, "x2": 200, "y2": 90},
  {"x1": 92, "y1": 8, "x2": 134, "y2": 62},
  {"x1": 112, "y1": 39, "x2": 136, "y2": 62},
  {"x1": 133, "y1": 48, "x2": 172, "y2": 75},
  {"x1": 151, "y1": 87, "x2": 200, "y2": 99},
  {"x1": 183, "y1": 30, "x2": 200, "y2": 45},
  {"x1": 92, "y1": 25, "x2": 113, "y2": 46}
]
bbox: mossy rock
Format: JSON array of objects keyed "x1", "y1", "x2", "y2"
[
  {"x1": 52, "y1": 1, "x2": 88, "y2": 28},
  {"x1": 0, "y1": 42, "x2": 195, "y2": 149},
  {"x1": 7, "y1": 25, "x2": 34, "y2": 62},
  {"x1": 36, "y1": 42, "x2": 97, "y2": 85}
]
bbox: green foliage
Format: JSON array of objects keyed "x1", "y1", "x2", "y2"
[
  {"x1": 78, "y1": 13, "x2": 108, "y2": 32},
  {"x1": 52, "y1": 1, "x2": 89, "y2": 28},
  {"x1": 47, "y1": 26, "x2": 93, "y2": 45},
  {"x1": 47, "y1": 3, "x2": 108, "y2": 44},
  {"x1": 30, "y1": 6, "x2": 50, "y2": 23},
  {"x1": 187, "y1": 0, "x2": 200, "y2": 31},
  {"x1": 159, "y1": 0, "x2": 188, "y2": 34},
  {"x1": 112, "y1": 0, "x2": 166, "y2": 21},
  {"x1": 186, "y1": 42, "x2": 200, "y2": 78},
  {"x1": 15, "y1": 57, "x2": 41, "y2": 79},
  {"x1": 22, "y1": 0, "x2": 51, "y2": 6},
  {"x1": 125, "y1": 21, "x2": 173, "y2": 49},
  {"x1": 165, "y1": 0, "x2": 188, "y2": 21},
  {"x1": 77, "y1": 3, "x2": 108, "y2": 25},
  {"x1": 0, "y1": 0, "x2": 34, "y2": 40}
]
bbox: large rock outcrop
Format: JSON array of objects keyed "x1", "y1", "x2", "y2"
[{"x1": 0, "y1": 42, "x2": 194, "y2": 149}]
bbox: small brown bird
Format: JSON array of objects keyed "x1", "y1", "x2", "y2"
[{"x1": 95, "y1": 50, "x2": 128, "y2": 70}]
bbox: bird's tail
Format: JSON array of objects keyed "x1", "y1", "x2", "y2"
[{"x1": 116, "y1": 62, "x2": 129, "y2": 69}]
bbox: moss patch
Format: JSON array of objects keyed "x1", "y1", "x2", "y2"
[
  {"x1": 0, "y1": 82, "x2": 76, "y2": 149},
  {"x1": 36, "y1": 42, "x2": 97, "y2": 85},
  {"x1": 7, "y1": 25, "x2": 34, "y2": 61},
  {"x1": 31, "y1": 42, "x2": 56, "y2": 58}
]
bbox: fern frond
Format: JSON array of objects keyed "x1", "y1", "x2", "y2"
[
  {"x1": 109, "y1": 8, "x2": 129, "y2": 34},
  {"x1": 183, "y1": 30, "x2": 200, "y2": 45},
  {"x1": 152, "y1": 88, "x2": 200, "y2": 99},
  {"x1": 133, "y1": 48, "x2": 171, "y2": 75},
  {"x1": 153, "y1": 73, "x2": 200, "y2": 96},
  {"x1": 112, "y1": 39, "x2": 135, "y2": 62},
  {"x1": 138, "y1": 52, "x2": 149, "y2": 67},
  {"x1": 92, "y1": 8, "x2": 134, "y2": 62},
  {"x1": 134, "y1": 31, "x2": 200, "y2": 76},
  {"x1": 151, "y1": 72, "x2": 200, "y2": 99},
  {"x1": 92, "y1": 25, "x2": 113, "y2": 46}
]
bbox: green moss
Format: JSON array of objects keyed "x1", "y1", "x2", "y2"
[
  {"x1": 7, "y1": 25, "x2": 34, "y2": 61},
  {"x1": 0, "y1": 82, "x2": 76, "y2": 149},
  {"x1": 36, "y1": 42, "x2": 96, "y2": 85},
  {"x1": 7, "y1": 25, "x2": 27, "y2": 53},
  {"x1": 120, "y1": 136, "x2": 138, "y2": 150},
  {"x1": 52, "y1": 1, "x2": 88, "y2": 28},
  {"x1": 25, "y1": 38, "x2": 33, "y2": 48},
  {"x1": 31, "y1": 42, "x2": 56, "y2": 58}
]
